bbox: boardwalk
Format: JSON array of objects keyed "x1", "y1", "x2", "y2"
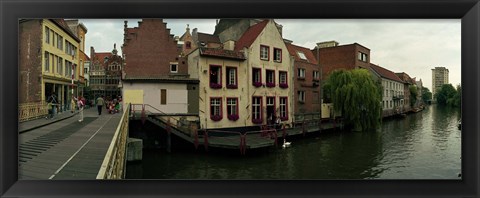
[{"x1": 18, "y1": 108, "x2": 122, "y2": 179}]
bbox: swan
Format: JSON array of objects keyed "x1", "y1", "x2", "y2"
[{"x1": 282, "y1": 139, "x2": 291, "y2": 148}]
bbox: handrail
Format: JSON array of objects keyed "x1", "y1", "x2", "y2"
[{"x1": 96, "y1": 103, "x2": 130, "y2": 179}]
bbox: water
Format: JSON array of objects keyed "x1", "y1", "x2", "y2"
[{"x1": 126, "y1": 104, "x2": 461, "y2": 179}]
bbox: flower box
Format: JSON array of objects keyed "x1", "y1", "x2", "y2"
[
  {"x1": 210, "y1": 83, "x2": 222, "y2": 89},
  {"x1": 210, "y1": 115, "x2": 222, "y2": 121},
  {"x1": 226, "y1": 84, "x2": 238, "y2": 89},
  {"x1": 253, "y1": 82, "x2": 263, "y2": 87},
  {"x1": 252, "y1": 118, "x2": 263, "y2": 124},
  {"x1": 266, "y1": 82, "x2": 275, "y2": 88},
  {"x1": 228, "y1": 114, "x2": 239, "y2": 121},
  {"x1": 280, "y1": 117, "x2": 288, "y2": 121},
  {"x1": 279, "y1": 83, "x2": 288, "y2": 88}
]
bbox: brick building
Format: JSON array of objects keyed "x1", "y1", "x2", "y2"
[
  {"x1": 285, "y1": 41, "x2": 321, "y2": 119},
  {"x1": 89, "y1": 45, "x2": 123, "y2": 101},
  {"x1": 395, "y1": 72, "x2": 415, "y2": 112},
  {"x1": 122, "y1": 19, "x2": 198, "y2": 113},
  {"x1": 19, "y1": 19, "x2": 81, "y2": 113}
]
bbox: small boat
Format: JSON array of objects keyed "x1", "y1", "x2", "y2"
[{"x1": 282, "y1": 139, "x2": 291, "y2": 148}]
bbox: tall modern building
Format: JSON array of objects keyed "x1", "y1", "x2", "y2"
[{"x1": 431, "y1": 67, "x2": 449, "y2": 98}]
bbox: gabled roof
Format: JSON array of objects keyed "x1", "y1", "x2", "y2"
[
  {"x1": 234, "y1": 20, "x2": 269, "y2": 51},
  {"x1": 199, "y1": 47, "x2": 246, "y2": 60},
  {"x1": 395, "y1": 72, "x2": 415, "y2": 84},
  {"x1": 197, "y1": 32, "x2": 221, "y2": 44},
  {"x1": 50, "y1": 19, "x2": 81, "y2": 42},
  {"x1": 369, "y1": 63, "x2": 404, "y2": 83},
  {"x1": 285, "y1": 43, "x2": 317, "y2": 64}
]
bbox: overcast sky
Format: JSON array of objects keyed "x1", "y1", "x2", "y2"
[{"x1": 80, "y1": 19, "x2": 461, "y2": 91}]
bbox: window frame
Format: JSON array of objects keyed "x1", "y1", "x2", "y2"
[
  {"x1": 44, "y1": 51, "x2": 50, "y2": 72},
  {"x1": 260, "y1": 45, "x2": 270, "y2": 61},
  {"x1": 313, "y1": 70, "x2": 320, "y2": 80},
  {"x1": 226, "y1": 97, "x2": 239, "y2": 121},
  {"x1": 279, "y1": 71, "x2": 288, "y2": 88},
  {"x1": 252, "y1": 67, "x2": 262, "y2": 87},
  {"x1": 252, "y1": 96, "x2": 263, "y2": 124},
  {"x1": 170, "y1": 64, "x2": 178, "y2": 73},
  {"x1": 209, "y1": 65, "x2": 222, "y2": 89},
  {"x1": 273, "y1": 48, "x2": 282, "y2": 62},
  {"x1": 266, "y1": 69, "x2": 275, "y2": 87},
  {"x1": 210, "y1": 97, "x2": 223, "y2": 121},
  {"x1": 279, "y1": 97, "x2": 288, "y2": 121},
  {"x1": 226, "y1": 66, "x2": 238, "y2": 89},
  {"x1": 45, "y1": 27, "x2": 50, "y2": 44},
  {"x1": 298, "y1": 90, "x2": 306, "y2": 103},
  {"x1": 298, "y1": 68, "x2": 306, "y2": 79}
]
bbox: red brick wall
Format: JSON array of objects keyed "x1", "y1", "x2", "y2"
[
  {"x1": 123, "y1": 19, "x2": 186, "y2": 78},
  {"x1": 294, "y1": 61, "x2": 321, "y2": 115},
  {"x1": 19, "y1": 20, "x2": 43, "y2": 103},
  {"x1": 318, "y1": 44, "x2": 370, "y2": 80}
]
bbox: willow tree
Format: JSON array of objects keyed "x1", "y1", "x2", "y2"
[{"x1": 324, "y1": 69, "x2": 382, "y2": 131}]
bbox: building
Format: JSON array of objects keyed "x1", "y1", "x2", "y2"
[
  {"x1": 369, "y1": 64, "x2": 405, "y2": 117},
  {"x1": 313, "y1": 41, "x2": 371, "y2": 81},
  {"x1": 122, "y1": 19, "x2": 198, "y2": 113},
  {"x1": 89, "y1": 45, "x2": 123, "y2": 101},
  {"x1": 285, "y1": 41, "x2": 321, "y2": 120},
  {"x1": 395, "y1": 72, "x2": 415, "y2": 112},
  {"x1": 180, "y1": 25, "x2": 223, "y2": 56},
  {"x1": 19, "y1": 19, "x2": 81, "y2": 113},
  {"x1": 415, "y1": 78, "x2": 424, "y2": 107},
  {"x1": 431, "y1": 67, "x2": 449, "y2": 97},
  {"x1": 65, "y1": 20, "x2": 88, "y2": 96}
]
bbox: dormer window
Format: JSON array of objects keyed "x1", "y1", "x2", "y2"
[
  {"x1": 358, "y1": 52, "x2": 368, "y2": 62},
  {"x1": 170, "y1": 64, "x2": 178, "y2": 73},
  {"x1": 186, "y1": 41, "x2": 191, "y2": 49},
  {"x1": 297, "y1": 51, "x2": 307, "y2": 60}
]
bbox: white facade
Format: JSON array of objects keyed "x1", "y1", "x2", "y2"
[
  {"x1": 381, "y1": 79, "x2": 405, "y2": 112},
  {"x1": 84, "y1": 60, "x2": 90, "y2": 86},
  {"x1": 122, "y1": 82, "x2": 188, "y2": 114}
]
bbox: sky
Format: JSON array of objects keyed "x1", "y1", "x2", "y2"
[{"x1": 79, "y1": 19, "x2": 461, "y2": 91}]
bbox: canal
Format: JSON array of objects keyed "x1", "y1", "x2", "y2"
[{"x1": 126, "y1": 104, "x2": 461, "y2": 179}]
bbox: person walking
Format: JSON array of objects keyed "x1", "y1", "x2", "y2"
[
  {"x1": 75, "y1": 96, "x2": 84, "y2": 122},
  {"x1": 47, "y1": 92, "x2": 58, "y2": 118},
  {"x1": 96, "y1": 95, "x2": 105, "y2": 115}
]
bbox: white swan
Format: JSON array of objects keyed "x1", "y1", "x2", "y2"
[{"x1": 282, "y1": 139, "x2": 291, "y2": 148}]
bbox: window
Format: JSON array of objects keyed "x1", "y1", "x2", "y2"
[
  {"x1": 54, "y1": 56, "x2": 59, "y2": 74},
  {"x1": 51, "y1": 31, "x2": 55, "y2": 46},
  {"x1": 279, "y1": 71, "x2": 288, "y2": 88},
  {"x1": 266, "y1": 70, "x2": 275, "y2": 87},
  {"x1": 252, "y1": 96, "x2": 262, "y2": 123},
  {"x1": 209, "y1": 65, "x2": 222, "y2": 89},
  {"x1": 161, "y1": 89, "x2": 167, "y2": 105},
  {"x1": 226, "y1": 67, "x2": 237, "y2": 89},
  {"x1": 45, "y1": 27, "x2": 50, "y2": 44},
  {"x1": 58, "y1": 57, "x2": 63, "y2": 75},
  {"x1": 260, "y1": 45, "x2": 269, "y2": 60},
  {"x1": 170, "y1": 64, "x2": 178, "y2": 73},
  {"x1": 210, "y1": 97, "x2": 222, "y2": 121},
  {"x1": 44, "y1": 51, "x2": 50, "y2": 72},
  {"x1": 84, "y1": 68, "x2": 88, "y2": 74},
  {"x1": 313, "y1": 70, "x2": 320, "y2": 80},
  {"x1": 358, "y1": 52, "x2": 368, "y2": 62},
  {"x1": 227, "y1": 98, "x2": 239, "y2": 121},
  {"x1": 298, "y1": 68, "x2": 306, "y2": 79},
  {"x1": 298, "y1": 91, "x2": 306, "y2": 103},
  {"x1": 273, "y1": 48, "x2": 282, "y2": 62},
  {"x1": 65, "y1": 61, "x2": 70, "y2": 77},
  {"x1": 280, "y1": 97, "x2": 288, "y2": 120},
  {"x1": 297, "y1": 51, "x2": 307, "y2": 60},
  {"x1": 185, "y1": 41, "x2": 191, "y2": 49},
  {"x1": 252, "y1": 68, "x2": 262, "y2": 87},
  {"x1": 57, "y1": 34, "x2": 63, "y2": 50}
]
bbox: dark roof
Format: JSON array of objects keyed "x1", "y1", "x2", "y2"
[
  {"x1": 369, "y1": 63, "x2": 404, "y2": 83},
  {"x1": 50, "y1": 19, "x2": 81, "y2": 42},
  {"x1": 197, "y1": 32, "x2": 221, "y2": 44},
  {"x1": 213, "y1": 19, "x2": 243, "y2": 35},
  {"x1": 395, "y1": 72, "x2": 415, "y2": 84},
  {"x1": 199, "y1": 47, "x2": 246, "y2": 60},
  {"x1": 234, "y1": 20, "x2": 269, "y2": 51},
  {"x1": 285, "y1": 43, "x2": 317, "y2": 64}
]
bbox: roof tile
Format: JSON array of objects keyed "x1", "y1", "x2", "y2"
[{"x1": 234, "y1": 20, "x2": 269, "y2": 51}]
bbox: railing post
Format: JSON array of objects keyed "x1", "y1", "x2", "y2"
[
  {"x1": 204, "y1": 129, "x2": 209, "y2": 152},
  {"x1": 141, "y1": 104, "x2": 146, "y2": 124}
]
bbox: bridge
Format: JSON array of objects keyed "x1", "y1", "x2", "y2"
[{"x1": 18, "y1": 103, "x2": 342, "y2": 179}]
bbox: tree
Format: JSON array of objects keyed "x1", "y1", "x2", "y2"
[
  {"x1": 435, "y1": 84, "x2": 457, "y2": 106},
  {"x1": 421, "y1": 87, "x2": 432, "y2": 104},
  {"x1": 409, "y1": 85, "x2": 418, "y2": 107},
  {"x1": 453, "y1": 84, "x2": 461, "y2": 107},
  {"x1": 324, "y1": 69, "x2": 382, "y2": 131}
]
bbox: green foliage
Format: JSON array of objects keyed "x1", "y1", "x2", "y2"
[
  {"x1": 421, "y1": 87, "x2": 432, "y2": 103},
  {"x1": 453, "y1": 85, "x2": 461, "y2": 107},
  {"x1": 435, "y1": 84, "x2": 457, "y2": 106},
  {"x1": 324, "y1": 69, "x2": 382, "y2": 131},
  {"x1": 409, "y1": 85, "x2": 418, "y2": 107}
]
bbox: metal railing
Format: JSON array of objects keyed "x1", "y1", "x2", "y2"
[
  {"x1": 96, "y1": 103, "x2": 130, "y2": 179},
  {"x1": 19, "y1": 100, "x2": 49, "y2": 122}
]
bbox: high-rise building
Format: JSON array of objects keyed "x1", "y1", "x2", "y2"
[{"x1": 431, "y1": 67, "x2": 449, "y2": 98}]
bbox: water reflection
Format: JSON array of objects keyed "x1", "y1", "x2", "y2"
[{"x1": 127, "y1": 105, "x2": 461, "y2": 179}]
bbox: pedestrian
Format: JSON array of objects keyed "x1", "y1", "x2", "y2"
[
  {"x1": 47, "y1": 92, "x2": 58, "y2": 118},
  {"x1": 70, "y1": 96, "x2": 76, "y2": 113},
  {"x1": 46, "y1": 101, "x2": 53, "y2": 119},
  {"x1": 96, "y1": 95, "x2": 105, "y2": 115},
  {"x1": 75, "y1": 96, "x2": 84, "y2": 122}
]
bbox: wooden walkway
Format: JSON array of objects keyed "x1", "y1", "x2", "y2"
[{"x1": 18, "y1": 108, "x2": 122, "y2": 180}]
